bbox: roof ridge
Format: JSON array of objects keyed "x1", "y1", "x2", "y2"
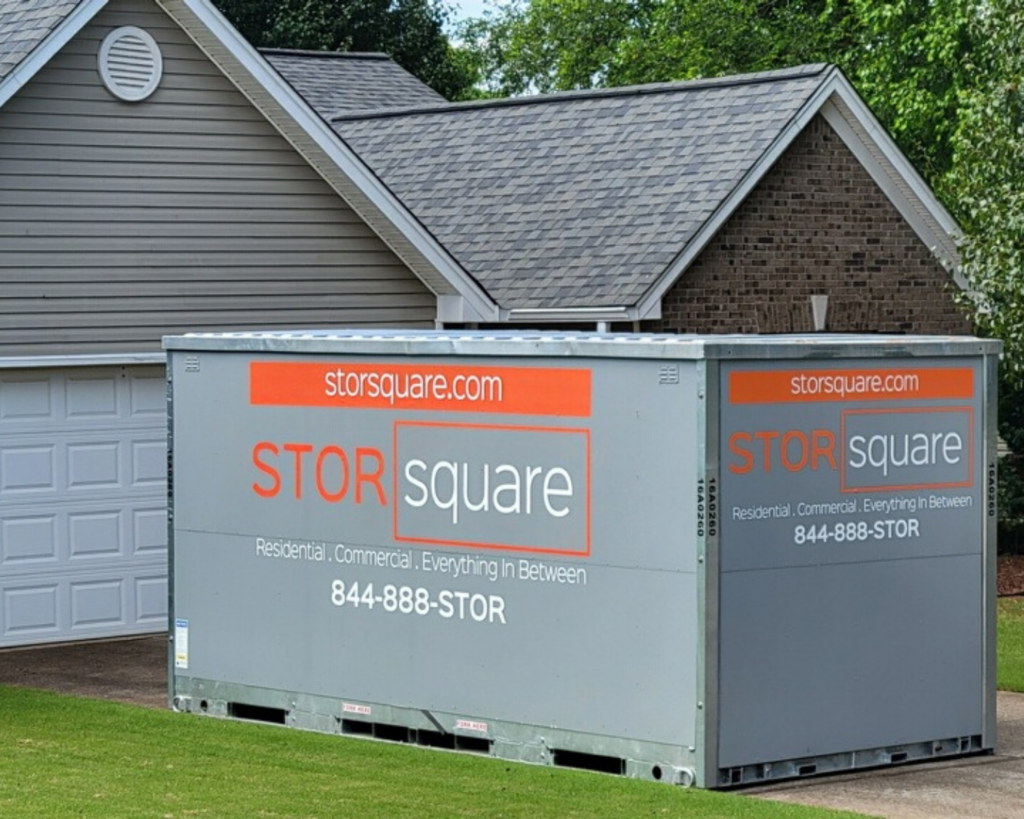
[
  {"x1": 260, "y1": 48, "x2": 391, "y2": 61},
  {"x1": 331, "y1": 63, "x2": 833, "y2": 123}
]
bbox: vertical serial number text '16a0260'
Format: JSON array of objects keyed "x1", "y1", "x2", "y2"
[
  {"x1": 329, "y1": 580, "x2": 507, "y2": 624},
  {"x1": 794, "y1": 519, "x2": 920, "y2": 544}
]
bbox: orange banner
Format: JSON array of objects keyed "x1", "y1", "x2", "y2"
[
  {"x1": 729, "y1": 367, "x2": 974, "y2": 404},
  {"x1": 250, "y1": 362, "x2": 592, "y2": 417}
]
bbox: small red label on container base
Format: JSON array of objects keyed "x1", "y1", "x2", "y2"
[
  {"x1": 342, "y1": 703, "x2": 372, "y2": 716},
  {"x1": 456, "y1": 719, "x2": 488, "y2": 733}
]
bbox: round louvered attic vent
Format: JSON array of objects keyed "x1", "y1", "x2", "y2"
[{"x1": 98, "y1": 26, "x2": 163, "y2": 102}]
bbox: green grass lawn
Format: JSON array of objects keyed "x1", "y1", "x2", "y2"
[
  {"x1": 6, "y1": 602, "x2": 1024, "y2": 819},
  {"x1": 0, "y1": 686, "x2": 870, "y2": 819},
  {"x1": 999, "y1": 597, "x2": 1024, "y2": 692}
]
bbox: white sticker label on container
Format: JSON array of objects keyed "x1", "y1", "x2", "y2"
[
  {"x1": 456, "y1": 719, "x2": 488, "y2": 733},
  {"x1": 342, "y1": 702, "x2": 372, "y2": 716},
  {"x1": 174, "y1": 618, "x2": 189, "y2": 669}
]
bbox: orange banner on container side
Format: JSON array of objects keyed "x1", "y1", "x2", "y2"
[
  {"x1": 250, "y1": 362, "x2": 592, "y2": 417},
  {"x1": 729, "y1": 367, "x2": 974, "y2": 404}
]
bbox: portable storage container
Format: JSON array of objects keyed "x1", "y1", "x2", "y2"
[{"x1": 165, "y1": 331, "x2": 999, "y2": 787}]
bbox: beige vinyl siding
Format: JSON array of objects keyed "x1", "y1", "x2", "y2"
[{"x1": 0, "y1": 0, "x2": 436, "y2": 356}]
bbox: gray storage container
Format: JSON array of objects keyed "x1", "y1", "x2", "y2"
[{"x1": 164, "y1": 331, "x2": 999, "y2": 787}]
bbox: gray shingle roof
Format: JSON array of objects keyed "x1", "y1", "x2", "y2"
[
  {"x1": 261, "y1": 49, "x2": 446, "y2": 117},
  {"x1": 0, "y1": 0, "x2": 80, "y2": 82},
  {"x1": 333, "y1": 65, "x2": 833, "y2": 311}
]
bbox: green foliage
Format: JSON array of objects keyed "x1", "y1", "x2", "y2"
[
  {"x1": 998, "y1": 598, "x2": 1024, "y2": 692},
  {"x1": 943, "y1": 2, "x2": 1024, "y2": 538},
  {"x1": 842, "y1": 0, "x2": 973, "y2": 185},
  {"x1": 949, "y1": 2, "x2": 1024, "y2": 375},
  {"x1": 214, "y1": 0, "x2": 476, "y2": 99},
  {"x1": 460, "y1": 0, "x2": 850, "y2": 95},
  {"x1": 614, "y1": 0, "x2": 850, "y2": 87},
  {"x1": 457, "y1": 0, "x2": 654, "y2": 95},
  {"x1": 997, "y1": 376, "x2": 1024, "y2": 542},
  {"x1": 0, "y1": 687, "x2": 868, "y2": 818}
]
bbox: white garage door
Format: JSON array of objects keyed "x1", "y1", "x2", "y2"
[{"x1": 0, "y1": 366, "x2": 168, "y2": 648}]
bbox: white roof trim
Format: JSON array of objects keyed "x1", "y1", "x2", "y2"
[
  {"x1": 636, "y1": 68, "x2": 844, "y2": 319},
  {"x1": 820, "y1": 79, "x2": 965, "y2": 288},
  {"x1": 436, "y1": 294, "x2": 490, "y2": 323},
  {"x1": 501, "y1": 306, "x2": 636, "y2": 323},
  {"x1": 636, "y1": 68, "x2": 964, "y2": 318},
  {"x1": 157, "y1": 0, "x2": 498, "y2": 322},
  {"x1": 0, "y1": 352, "x2": 166, "y2": 369},
  {"x1": 0, "y1": 0, "x2": 109, "y2": 109}
]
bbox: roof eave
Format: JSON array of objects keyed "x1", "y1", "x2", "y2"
[
  {"x1": 0, "y1": 0, "x2": 109, "y2": 109},
  {"x1": 156, "y1": 0, "x2": 499, "y2": 322},
  {"x1": 501, "y1": 306, "x2": 638, "y2": 323}
]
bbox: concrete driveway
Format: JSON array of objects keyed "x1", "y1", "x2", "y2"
[{"x1": 747, "y1": 691, "x2": 1024, "y2": 819}]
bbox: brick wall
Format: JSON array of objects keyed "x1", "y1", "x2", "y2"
[{"x1": 644, "y1": 115, "x2": 971, "y2": 335}]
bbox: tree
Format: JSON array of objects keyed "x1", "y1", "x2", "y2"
[
  {"x1": 841, "y1": 0, "x2": 973, "y2": 188},
  {"x1": 460, "y1": 0, "x2": 850, "y2": 96},
  {"x1": 458, "y1": 0, "x2": 655, "y2": 95},
  {"x1": 214, "y1": 0, "x2": 476, "y2": 100},
  {"x1": 949, "y1": 1, "x2": 1024, "y2": 368},
  {"x1": 614, "y1": 0, "x2": 851, "y2": 87},
  {"x1": 946, "y1": 1, "x2": 1024, "y2": 540}
]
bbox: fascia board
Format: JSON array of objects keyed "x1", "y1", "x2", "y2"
[
  {"x1": 635, "y1": 69, "x2": 843, "y2": 320},
  {"x1": 157, "y1": 0, "x2": 498, "y2": 321},
  {"x1": 500, "y1": 307, "x2": 637, "y2": 323},
  {"x1": 0, "y1": 352, "x2": 166, "y2": 369},
  {"x1": 821, "y1": 78, "x2": 965, "y2": 288},
  {"x1": 0, "y1": 0, "x2": 109, "y2": 109}
]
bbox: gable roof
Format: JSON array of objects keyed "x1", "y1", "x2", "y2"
[
  {"x1": 333, "y1": 65, "x2": 962, "y2": 320},
  {"x1": 261, "y1": 49, "x2": 445, "y2": 118},
  {"x1": 334, "y1": 66, "x2": 829, "y2": 313},
  {"x1": 0, "y1": 0, "x2": 962, "y2": 325}
]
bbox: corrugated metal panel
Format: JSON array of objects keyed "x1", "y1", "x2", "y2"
[{"x1": 0, "y1": 0, "x2": 436, "y2": 358}]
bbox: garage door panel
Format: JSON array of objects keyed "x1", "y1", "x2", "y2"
[
  {"x1": 0, "y1": 376, "x2": 52, "y2": 420},
  {"x1": 1, "y1": 514, "x2": 58, "y2": 564},
  {"x1": 1, "y1": 367, "x2": 166, "y2": 427},
  {"x1": 68, "y1": 441, "x2": 121, "y2": 489},
  {"x1": 0, "y1": 366, "x2": 167, "y2": 647},
  {"x1": 132, "y1": 439, "x2": 167, "y2": 486},
  {"x1": 70, "y1": 579, "x2": 126, "y2": 630},
  {"x1": 3, "y1": 584, "x2": 59, "y2": 640},
  {"x1": 136, "y1": 575, "x2": 169, "y2": 624},
  {"x1": 1, "y1": 444, "x2": 56, "y2": 495},
  {"x1": 1, "y1": 433, "x2": 166, "y2": 499},
  {"x1": 65, "y1": 375, "x2": 119, "y2": 418},
  {"x1": 2, "y1": 564, "x2": 167, "y2": 644},
  {"x1": 133, "y1": 507, "x2": 168, "y2": 555},
  {"x1": 129, "y1": 373, "x2": 166, "y2": 416},
  {"x1": 3, "y1": 499, "x2": 167, "y2": 566},
  {"x1": 68, "y1": 510, "x2": 123, "y2": 558}
]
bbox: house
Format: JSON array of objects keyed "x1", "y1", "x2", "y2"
[
  {"x1": 332, "y1": 65, "x2": 968, "y2": 334},
  {"x1": 0, "y1": 0, "x2": 968, "y2": 648}
]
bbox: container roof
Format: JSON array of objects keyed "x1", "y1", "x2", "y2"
[{"x1": 164, "y1": 329, "x2": 1000, "y2": 361}]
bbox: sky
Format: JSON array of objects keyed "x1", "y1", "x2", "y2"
[{"x1": 450, "y1": 0, "x2": 493, "y2": 23}]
